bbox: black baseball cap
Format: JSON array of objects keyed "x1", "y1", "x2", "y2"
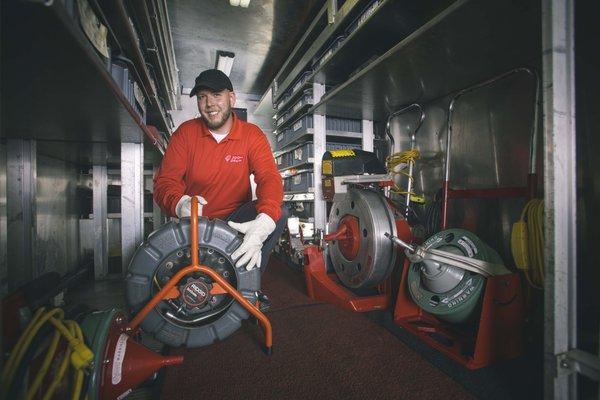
[{"x1": 189, "y1": 69, "x2": 233, "y2": 97}]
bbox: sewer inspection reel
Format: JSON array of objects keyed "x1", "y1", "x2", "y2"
[
  {"x1": 86, "y1": 199, "x2": 274, "y2": 399},
  {"x1": 99, "y1": 198, "x2": 273, "y2": 399}
]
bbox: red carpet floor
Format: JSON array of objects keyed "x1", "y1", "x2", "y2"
[{"x1": 161, "y1": 258, "x2": 472, "y2": 400}]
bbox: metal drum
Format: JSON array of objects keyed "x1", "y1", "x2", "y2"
[
  {"x1": 407, "y1": 229, "x2": 501, "y2": 323},
  {"x1": 327, "y1": 188, "x2": 398, "y2": 289}
]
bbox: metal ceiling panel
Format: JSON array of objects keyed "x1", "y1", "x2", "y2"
[{"x1": 167, "y1": 0, "x2": 324, "y2": 97}]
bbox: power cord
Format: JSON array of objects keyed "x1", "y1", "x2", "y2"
[
  {"x1": 385, "y1": 150, "x2": 425, "y2": 204},
  {"x1": 511, "y1": 199, "x2": 545, "y2": 289}
]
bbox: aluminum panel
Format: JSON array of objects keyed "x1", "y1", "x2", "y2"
[
  {"x1": 0, "y1": 143, "x2": 6, "y2": 296},
  {"x1": 93, "y1": 165, "x2": 109, "y2": 279},
  {"x1": 121, "y1": 143, "x2": 144, "y2": 274},
  {"x1": 6, "y1": 139, "x2": 36, "y2": 290},
  {"x1": 36, "y1": 155, "x2": 81, "y2": 277},
  {"x1": 448, "y1": 72, "x2": 536, "y2": 189},
  {"x1": 387, "y1": 72, "x2": 537, "y2": 264}
]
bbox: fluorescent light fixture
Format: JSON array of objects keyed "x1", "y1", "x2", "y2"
[
  {"x1": 230, "y1": 0, "x2": 250, "y2": 7},
  {"x1": 216, "y1": 50, "x2": 235, "y2": 77}
]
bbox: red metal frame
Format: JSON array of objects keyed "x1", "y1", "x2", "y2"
[
  {"x1": 440, "y1": 173, "x2": 537, "y2": 230},
  {"x1": 126, "y1": 197, "x2": 273, "y2": 353},
  {"x1": 303, "y1": 245, "x2": 392, "y2": 312},
  {"x1": 394, "y1": 259, "x2": 524, "y2": 369},
  {"x1": 101, "y1": 313, "x2": 184, "y2": 400}
]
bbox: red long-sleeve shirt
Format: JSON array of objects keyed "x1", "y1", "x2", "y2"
[{"x1": 154, "y1": 113, "x2": 283, "y2": 221}]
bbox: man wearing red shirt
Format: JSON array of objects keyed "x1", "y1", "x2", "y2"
[{"x1": 154, "y1": 69, "x2": 287, "y2": 272}]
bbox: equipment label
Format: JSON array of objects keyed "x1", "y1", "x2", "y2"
[
  {"x1": 329, "y1": 149, "x2": 355, "y2": 158},
  {"x1": 117, "y1": 389, "x2": 132, "y2": 400},
  {"x1": 457, "y1": 236, "x2": 478, "y2": 257},
  {"x1": 112, "y1": 333, "x2": 129, "y2": 385}
]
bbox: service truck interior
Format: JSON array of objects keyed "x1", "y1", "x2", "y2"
[{"x1": 1, "y1": 0, "x2": 599, "y2": 399}]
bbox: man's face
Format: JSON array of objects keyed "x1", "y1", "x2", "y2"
[{"x1": 197, "y1": 88, "x2": 236, "y2": 130}]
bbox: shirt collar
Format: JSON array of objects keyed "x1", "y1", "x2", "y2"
[{"x1": 197, "y1": 111, "x2": 242, "y2": 141}]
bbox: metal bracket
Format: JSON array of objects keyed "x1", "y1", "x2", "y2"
[{"x1": 556, "y1": 350, "x2": 600, "y2": 382}]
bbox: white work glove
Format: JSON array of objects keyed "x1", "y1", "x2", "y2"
[
  {"x1": 175, "y1": 195, "x2": 208, "y2": 218},
  {"x1": 228, "y1": 213, "x2": 276, "y2": 271}
]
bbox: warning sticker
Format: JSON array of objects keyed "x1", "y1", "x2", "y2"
[
  {"x1": 329, "y1": 149, "x2": 355, "y2": 158},
  {"x1": 112, "y1": 334, "x2": 129, "y2": 385},
  {"x1": 322, "y1": 160, "x2": 333, "y2": 175}
]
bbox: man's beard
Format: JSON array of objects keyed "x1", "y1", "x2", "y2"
[{"x1": 202, "y1": 107, "x2": 232, "y2": 130}]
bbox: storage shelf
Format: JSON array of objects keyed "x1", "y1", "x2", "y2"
[
  {"x1": 100, "y1": 0, "x2": 171, "y2": 132},
  {"x1": 283, "y1": 193, "x2": 315, "y2": 202},
  {"x1": 274, "y1": 81, "x2": 313, "y2": 114},
  {"x1": 279, "y1": 161, "x2": 315, "y2": 173},
  {"x1": 274, "y1": 103, "x2": 313, "y2": 130},
  {"x1": 272, "y1": 0, "x2": 367, "y2": 104},
  {"x1": 277, "y1": 130, "x2": 362, "y2": 153},
  {"x1": 1, "y1": 1, "x2": 164, "y2": 163},
  {"x1": 311, "y1": 0, "x2": 540, "y2": 121},
  {"x1": 312, "y1": 0, "x2": 456, "y2": 88},
  {"x1": 272, "y1": 0, "x2": 455, "y2": 112}
]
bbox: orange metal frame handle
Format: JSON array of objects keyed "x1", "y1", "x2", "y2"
[{"x1": 126, "y1": 197, "x2": 273, "y2": 353}]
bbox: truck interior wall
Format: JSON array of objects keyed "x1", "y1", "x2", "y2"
[
  {"x1": 35, "y1": 154, "x2": 81, "y2": 278},
  {"x1": 0, "y1": 142, "x2": 6, "y2": 297},
  {"x1": 575, "y1": 0, "x2": 600, "y2": 370},
  {"x1": 388, "y1": 70, "x2": 537, "y2": 262}
]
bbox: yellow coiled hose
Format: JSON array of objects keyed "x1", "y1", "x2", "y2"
[
  {"x1": 385, "y1": 149, "x2": 425, "y2": 203},
  {"x1": 511, "y1": 199, "x2": 545, "y2": 289},
  {"x1": 0, "y1": 307, "x2": 93, "y2": 400}
]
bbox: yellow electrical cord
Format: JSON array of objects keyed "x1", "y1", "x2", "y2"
[
  {"x1": 25, "y1": 328, "x2": 61, "y2": 400},
  {"x1": 42, "y1": 321, "x2": 75, "y2": 400},
  {"x1": 385, "y1": 149, "x2": 426, "y2": 203},
  {"x1": 511, "y1": 199, "x2": 545, "y2": 289},
  {"x1": 0, "y1": 308, "x2": 93, "y2": 400}
]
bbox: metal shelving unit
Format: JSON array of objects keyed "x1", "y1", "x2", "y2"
[
  {"x1": 1, "y1": 0, "x2": 173, "y2": 279},
  {"x1": 311, "y1": 0, "x2": 539, "y2": 121},
  {"x1": 100, "y1": 0, "x2": 175, "y2": 133},
  {"x1": 1, "y1": 0, "x2": 167, "y2": 164},
  {"x1": 272, "y1": 0, "x2": 455, "y2": 114}
]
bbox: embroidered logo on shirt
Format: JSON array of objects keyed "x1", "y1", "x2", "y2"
[{"x1": 224, "y1": 155, "x2": 244, "y2": 163}]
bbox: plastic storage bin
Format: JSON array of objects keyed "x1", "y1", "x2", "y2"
[
  {"x1": 346, "y1": 0, "x2": 382, "y2": 35},
  {"x1": 274, "y1": 91, "x2": 291, "y2": 110},
  {"x1": 285, "y1": 171, "x2": 314, "y2": 193},
  {"x1": 289, "y1": 89, "x2": 314, "y2": 116},
  {"x1": 275, "y1": 110, "x2": 289, "y2": 128},
  {"x1": 290, "y1": 201, "x2": 314, "y2": 219},
  {"x1": 313, "y1": 36, "x2": 345, "y2": 68},
  {"x1": 291, "y1": 70, "x2": 313, "y2": 94},
  {"x1": 285, "y1": 114, "x2": 362, "y2": 147},
  {"x1": 281, "y1": 141, "x2": 362, "y2": 169}
]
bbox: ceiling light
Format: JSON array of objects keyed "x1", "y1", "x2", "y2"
[
  {"x1": 229, "y1": 0, "x2": 250, "y2": 7},
  {"x1": 216, "y1": 51, "x2": 235, "y2": 77}
]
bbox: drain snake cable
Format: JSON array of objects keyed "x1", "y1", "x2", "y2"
[
  {"x1": 0, "y1": 307, "x2": 93, "y2": 400},
  {"x1": 511, "y1": 198, "x2": 545, "y2": 289}
]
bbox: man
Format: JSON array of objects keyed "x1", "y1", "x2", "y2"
[{"x1": 154, "y1": 69, "x2": 286, "y2": 272}]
